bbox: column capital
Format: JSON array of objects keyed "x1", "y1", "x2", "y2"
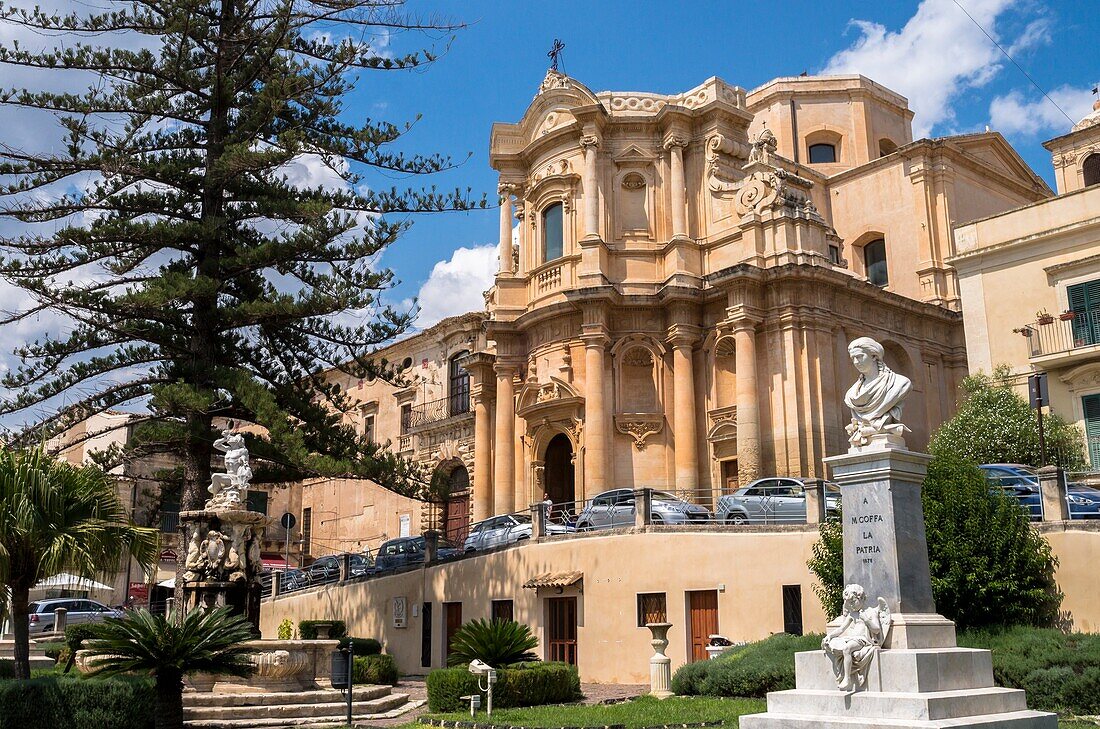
[
  {"x1": 493, "y1": 360, "x2": 520, "y2": 377},
  {"x1": 666, "y1": 325, "x2": 702, "y2": 349},
  {"x1": 579, "y1": 329, "x2": 610, "y2": 349},
  {"x1": 663, "y1": 134, "x2": 689, "y2": 151},
  {"x1": 498, "y1": 181, "x2": 523, "y2": 199},
  {"x1": 720, "y1": 309, "x2": 763, "y2": 333},
  {"x1": 580, "y1": 134, "x2": 601, "y2": 151}
]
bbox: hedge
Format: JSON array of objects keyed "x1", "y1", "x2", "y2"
[
  {"x1": 341, "y1": 637, "x2": 382, "y2": 656},
  {"x1": 0, "y1": 675, "x2": 154, "y2": 729},
  {"x1": 299, "y1": 620, "x2": 347, "y2": 640},
  {"x1": 426, "y1": 662, "x2": 581, "y2": 712},
  {"x1": 672, "y1": 628, "x2": 1100, "y2": 716},
  {"x1": 353, "y1": 654, "x2": 399, "y2": 685},
  {"x1": 0, "y1": 660, "x2": 13, "y2": 680},
  {"x1": 671, "y1": 633, "x2": 820, "y2": 698}
]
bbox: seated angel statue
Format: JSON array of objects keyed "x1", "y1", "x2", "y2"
[{"x1": 822, "y1": 583, "x2": 892, "y2": 691}]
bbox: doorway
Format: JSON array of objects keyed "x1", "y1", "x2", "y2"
[
  {"x1": 544, "y1": 434, "x2": 575, "y2": 523},
  {"x1": 721, "y1": 460, "x2": 739, "y2": 493},
  {"x1": 547, "y1": 596, "x2": 578, "y2": 665},
  {"x1": 687, "y1": 590, "x2": 719, "y2": 662},
  {"x1": 443, "y1": 602, "x2": 462, "y2": 662},
  {"x1": 442, "y1": 464, "x2": 470, "y2": 545}
]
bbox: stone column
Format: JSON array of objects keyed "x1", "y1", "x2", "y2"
[
  {"x1": 581, "y1": 135, "x2": 601, "y2": 239},
  {"x1": 472, "y1": 391, "x2": 493, "y2": 522},
  {"x1": 665, "y1": 136, "x2": 688, "y2": 239},
  {"x1": 1038, "y1": 466, "x2": 1070, "y2": 521},
  {"x1": 733, "y1": 321, "x2": 761, "y2": 484},
  {"x1": 493, "y1": 363, "x2": 517, "y2": 515},
  {"x1": 669, "y1": 330, "x2": 699, "y2": 493},
  {"x1": 497, "y1": 183, "x2": 515, "y2": 275},
  {"x1": 582, "y1": 332, "x2": 609, "y2": 498},
  {"x1": 514, "y1": 202, "x2": 527, "y2": 276},
  {"x1": 803, "y1": 479, "x2": 827, "y2": 524}
]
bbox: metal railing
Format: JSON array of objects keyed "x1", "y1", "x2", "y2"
[
  {"x1": 1024, "y1": 311, "x2": 1100, "y2": 358},
  {"x1": 408, "y1": 395, "x2": 470, "y2": 428},
  {"x1": 160, "y1": 511, "x2": 179, "y2": 533}
]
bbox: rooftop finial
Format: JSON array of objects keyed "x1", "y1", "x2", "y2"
[{"x1": 548, "y1": 38, "x2": 566, "y2": 72}]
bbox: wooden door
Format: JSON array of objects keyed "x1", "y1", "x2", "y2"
[
  {"x1": 444, "y1": 602, "x2": 462, "y2": 661},
  {"x1": 547, "y1": 597, "x2": 578, "y2": 665},
  {"x1": 688, "y1": 590, "x2": 719, "y2": 662},
  {"x1": 444, "y1": 494, "x2": 470, "y2": 545}
]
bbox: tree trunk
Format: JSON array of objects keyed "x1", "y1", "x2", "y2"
[
  {"x1": 10, "y1": 585, "x2": 31, "y2": 679},
  {"x1": 155, "y1": 670, "x2": 185, "y2": 729}
]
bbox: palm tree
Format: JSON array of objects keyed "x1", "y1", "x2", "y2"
[
  {"x1": 447, "y1": 618, "x2": 540, "y2": 667},
  {"x1": 0, "y1": 446, "x2": 159, "y2": 678},
  {"x1": 83, "y1": 607, "x2": 256, "y2": 729}
]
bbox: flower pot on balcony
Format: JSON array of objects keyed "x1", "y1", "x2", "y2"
[
  {"x1": 1059, "y1": 311, "x2": 1077, "y2": 321},
  {"x1": 1037, "y1": 315, "x2": 1054, "y2": 325}
]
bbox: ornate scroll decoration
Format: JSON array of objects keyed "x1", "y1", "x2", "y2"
[
  {"x1": 537, "y1": 69, "x2": 570, "y2": 96},
  {"x1": 748, "y1": 128, "x2": 777, "y2": 164},
  {"x1": 614, "y1": 415, "x2": 664, "y2": 450},
  {"x1": 580, "y1": 134, "x2": 601, "y2": 151}
]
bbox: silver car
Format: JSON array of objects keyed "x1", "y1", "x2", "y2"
[
  {"x1": 575, "y1": 488, "x2": 711, "y2": 531},
  {"x1": 27, "y1": 598, "x2": 121, "y2": 634},
  {"x1": 717, "y1": 478, "x2": 841, "y2": 524},
  {"x1": 463, "y1": 513, "x2": 572, "y2": 552}
]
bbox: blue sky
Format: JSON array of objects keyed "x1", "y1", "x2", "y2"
[{"x1": 357, "y1": 0, "x2": 1098, "y2": 326}]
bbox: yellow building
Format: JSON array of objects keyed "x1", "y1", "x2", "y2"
[{"x1": 951, "y1": 101, "x2": 1100, "y2": 466}]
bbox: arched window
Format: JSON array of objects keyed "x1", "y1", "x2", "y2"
[
  {"x1": 1084, "y1": 154, "x2": 1100, "y2": 188},
  {"x1": 448, "y1": 351, "x2": 469, "y2": 416},
  {"x1": 808, "y1": 143, "x2": 837, "y2": 164},
  {"x1": 879, "y1": 138, "x2": 898, "y2": 157},
  {"x1": 864, "y1": 239, "x2": 888, "y2": 287},
  {"x1": 543, "y1": 202, "x2": 564, "y2": 262}
]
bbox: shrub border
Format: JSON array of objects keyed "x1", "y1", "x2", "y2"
[{"x1": 418, "y1": 719, "x2": 724, "y2": 729}]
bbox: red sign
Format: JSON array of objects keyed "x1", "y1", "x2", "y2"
[
  {"x1": 159, "y1": 549, "x2": 178, "y2": 564},
  {"x1": 127, "y1": 583, "x2": 149, "y2": 603}
]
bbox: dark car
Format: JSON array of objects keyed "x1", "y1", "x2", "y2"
[
  {"x1": 979, "y1": 464, "x2": 1100, "y2": 519},
  {"x1": 304, "y1": 552, "x2": 373, "y2": 584},
  {"x1": 373, "y1": 536, "x2": 461, "y2": 571}
]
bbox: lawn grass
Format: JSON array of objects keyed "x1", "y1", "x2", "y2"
[{"x1": 424, "y1": 695, "x2": 767, "y2": 728}]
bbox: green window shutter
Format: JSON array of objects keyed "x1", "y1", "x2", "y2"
[
  {"x1": 1083, "y1": 394, "x2": 1100, "y2": 468},
  {"x1": 1068, "y1": 280, "x2": 1100, "y2": 346}
]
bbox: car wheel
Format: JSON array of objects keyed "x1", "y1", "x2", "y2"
[
  {"x1": 726, "y1": 513, "x2": 748, "y2": 525},
  {"x1": 576, "y1": 520, "x2": 591, "y2": 532}
]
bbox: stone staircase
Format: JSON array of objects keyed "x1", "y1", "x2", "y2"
[
  {"x1": 0, "y1": 638, "x2": 59, "y2": 670},
  {"x1": 182, "y1": 684, "x2": 422, "y2": 728}
]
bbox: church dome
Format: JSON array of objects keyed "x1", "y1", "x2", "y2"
[{"x1": 1071, "y1": 99, "x2": 1100, "y2": 132}]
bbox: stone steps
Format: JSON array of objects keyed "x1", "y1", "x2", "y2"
[
  {"x1": 739, "y1": 709, "x2": 1057, "y2": 729},
  {"x1": 766, "y1": 687, "x2": 1029, "y2": 721},
  {"x1": 181, "y1": 685, "x2": 419, "y2": 729}
]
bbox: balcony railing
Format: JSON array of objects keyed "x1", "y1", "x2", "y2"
[
  {"x1": 1024, "y1": 311, "x2": 1100, "y2": 358},
  {"x1": 409, "y1": 395, "x2": 469, "y2": 428},
  {"x1": 160, "y1": 511, "x2": 179, "y2": 533}
]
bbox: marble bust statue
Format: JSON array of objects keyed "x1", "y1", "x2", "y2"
[
  {"x1": 843, "y1": 337, "x2": 911, "y2": 449},
  {"x1": 822, "y1": 583, "x2": 892, "y2": 691}
]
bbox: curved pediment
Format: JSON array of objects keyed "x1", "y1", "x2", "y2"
[{"x1": 516, "y1": 376, "x2": 583, "y2": 418}]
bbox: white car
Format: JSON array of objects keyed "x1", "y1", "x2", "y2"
[
  {"x1": 463, "y1": 513, "x2": 573, "y2": 552},
  {"x1": 27, "y1": 598, "x2": 122, "y2": 634},
  {"x1": 717, "y1": 478, "x2": 841, "y2": 524}
]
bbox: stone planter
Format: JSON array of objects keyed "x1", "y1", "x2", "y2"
[
  {"x1": 186, "y1": 639, "x2": 341, "y2": 693},
  {"x1": 646, "y1": 622, "x2": 673, "y2": 699}
]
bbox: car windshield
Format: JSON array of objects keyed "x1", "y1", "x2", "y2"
[
  {"x1": 28, "y1": 601, "x2": 41, "y2": 613},
  {"x1": 652, "y1": 491, "x2": 679, "y2": 501}
]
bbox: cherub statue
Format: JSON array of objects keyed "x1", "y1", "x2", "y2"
[
  {"x1": 182, "y1": 528, "x2": 204, "y2": 582},
  {"x1": 843, "y1": 337, "x2": 912, "y2": 449},
  {"x1": 748, "y1": 127, "x2": 777, "y2": 165},
  {"x1": 822, "y1": 583, "x2": 892, "y2": 691},
  {"x1": 207, "y1": 427, "x2": 253, "y2": 508},
  {"x1": 202, "y1": 529, "x2": 228, "y2": 578}
]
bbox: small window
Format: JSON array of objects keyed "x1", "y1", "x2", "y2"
[
  {"x1": 828, "y1": 245, "x2": 841, "y2": 265},
  {"x1": 808, "y1": 143, "x2": 836, "y2": 164},
  {"x1": 637, "y1": 593, "x2": 667, "y2": 627},
  {"x1": 543, "y1": 202, "x2": 564, "y2": 262},
  {"x1": 864, "y1": 239, "x2": 888, "y2": 287},
  {"x1": 363, "y1": 414, "x2": 375, "y2": 443},
  {"x1": 878, "y1": 139, "x2": 898, "y2": 157},
  {"x1": 301, "y1": 507, "x2": 312, "y2": 557},
  {"x1": 491, "y1": 599, "x2": 514, "y2": 623},
  {"x1": 782, "y1": 585, "x2": 803, "y2": 636},
  {"x1": 1084, "y1": 154, "x2": 1100, "y2": 188},
  {"x1": 400, "y1": 404, "x2": 412, "y2": 434}
]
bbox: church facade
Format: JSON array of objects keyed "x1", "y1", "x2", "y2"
[{"x1": 290, "y1": 71, "x2": 1051, "y2": 550}]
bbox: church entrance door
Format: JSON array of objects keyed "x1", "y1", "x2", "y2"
[{"x1": 543, "y1": 434, "x2": 575, "y2": 522}]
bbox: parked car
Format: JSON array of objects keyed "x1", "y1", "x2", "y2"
[
  {"x1": 373, "y1": 536, "x2": 461, "y2": 571},
  {"x1": 304, "y1": 551, "x2": 373, "y2": 583},
  {"x1": 574, "y1": 488, "x2": 711, "y2": 531},
  {"x1": 280, "y1": 568, "x2": 310, "y2": 592},
  {"x1": 980, "y1": 464, "x2": 1100, "y2": 519},
  {"x1": 463, "y1": 513, "x2": 573, "y2": 552},
  {"x1": 27, "y1": 598, "x2": 121, "y2": 634},
  {"x1": 716, "y1": 478, "x2": 841, "y2": 525}
]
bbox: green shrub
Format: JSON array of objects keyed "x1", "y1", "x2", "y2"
[
  {"x1": 0, "y1": 675, "x2": 155, "y2": 729},
  {"x1": 959, "y1": 627, "x2": 1100, "y2": 714},
  {"x1": 298, "y1": 620, "x2": 347, "y2": 640},
  {"x1": 277, "y1": 618, "x2": 294, "y2": 640},
  {"x1": 340, "y1": 637, "x2": 382, "y2": 656},
  {"x1": 39, "y1": 642, "x2": 66, "y2": 661},
  {"x1": 426, "y1": 662, "x2": 580, "y2": 712},
  {"x1": 446, "y1": 618, "x2": 538, "y2": 667},
  {"x1": 352, "y1": 654, "x2": 398, "y2": 685},
  {"x1": 64, "y1": 623, "x2": 103, "y2": 653},
  {"x1": 672, "y1": 633, "x2": 822, "y2": 698},
  {"x1": 0, "y1": 660, "x2": 14, "y2": 680}
]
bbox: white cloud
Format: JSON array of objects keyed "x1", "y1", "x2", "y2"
[
  {"x1": 822, "y1": 0, "x2": 1045, "y2": 137},
  {"x1": 989, "y1": 85, "x2": 1096, "y2": 137},
  {"x1": 412, "y1": 245, "x2": 496, "y2": 329}
]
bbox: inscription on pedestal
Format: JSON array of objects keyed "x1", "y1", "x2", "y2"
[{"x1": 852, "y1": 510, "x2": 884, "y2": 565}]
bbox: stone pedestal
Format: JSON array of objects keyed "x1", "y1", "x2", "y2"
[
  {"x1": 183, "y1": 639, "x2": 340, "y2": 693},
  {"x1": 646, "y1": 622, "x2": 672, "y2": 700},
  {"x1": 740, "y1": 446, "x2": 1056, "y2": 729},
  {"x1": 180, "y1": 508, "x2": 268, "y2": 632}
]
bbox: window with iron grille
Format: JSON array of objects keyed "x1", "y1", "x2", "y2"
[
  {"x1": 301, "y1": 507, "x2": 312, "y2": 557},
  {"x1": 491, "y1": 599, "x2": 514, "y2": 623},
  {"x1": 449, "y1": 352, "x2": 470, "y2": 416},
  {"x1": 782, "y1": 584, "x2": 804, "y2": 636},
  {"x1": 400, "y1": 404, "x2": 412, "y2": 434},
  {"x1": 637, "y1": 592, "x2": 667, "y2": 627}
]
